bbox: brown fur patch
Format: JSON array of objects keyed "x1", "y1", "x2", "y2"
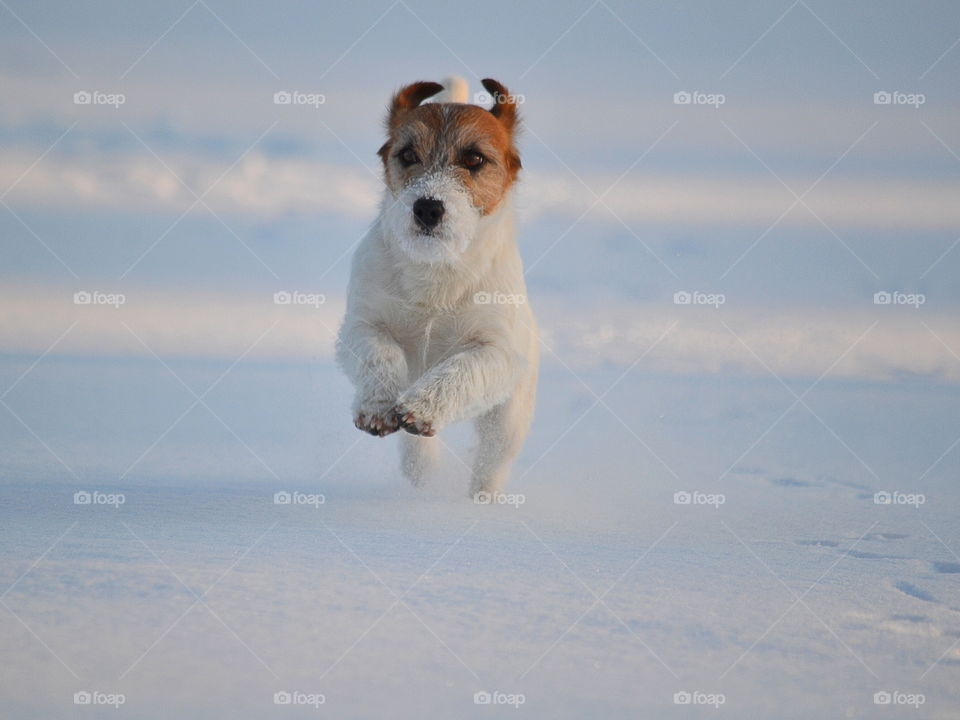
[{"x1": 378, "y1": 80, "x2": 522, "y2": 215}]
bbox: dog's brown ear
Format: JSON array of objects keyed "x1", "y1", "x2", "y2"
[
  {"x1": 481, "y1": 78, "x2": 519, "y2": 133},
  {"x1": 385, "y1": 81, "x2": 444, "y2": 131},
  {"x1": 481, "y1": 78, "x2": 522, "y2": 176}
]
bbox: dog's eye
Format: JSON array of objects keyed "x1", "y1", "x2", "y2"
[
  {"x1": 462, "y1": 151, "x2": 485, "y2": 170},
  {"x1": 399, "y1": 148, "x2": 419, "y2": 166}
]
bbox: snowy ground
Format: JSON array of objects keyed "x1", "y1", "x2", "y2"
[
  {"x1": 3, "y1": 0, "x2": 960, "y2": 717},
  {"x1": 1, "y1": 355, "x2": 958, "y2": 718}
]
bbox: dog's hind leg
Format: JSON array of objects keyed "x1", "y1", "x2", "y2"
[
  {"x1": 469, "y1": 363, "x2": 537, "y2": 498},
  {"x1": 399, "y1": 432, "x2": 439, "y2": 487}
]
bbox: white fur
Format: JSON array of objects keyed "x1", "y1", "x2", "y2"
[
  {"x1": 337, "y1": 181, "x2": 538, "y2": 497},
  {"x1": 380, "y1": 170, "x2": 479, "y2": 264},
  {"x1": 437, "y1": 76, "x2": 469, "y2": 103}
]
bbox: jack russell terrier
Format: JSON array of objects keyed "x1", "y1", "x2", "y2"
[{"x1": 336, "y1": 77, "x2": 538, "y2": 498}]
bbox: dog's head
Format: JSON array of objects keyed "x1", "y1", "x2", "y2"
[{"x1": 377, "y1": 79, "x2": 521, "y2": 264}]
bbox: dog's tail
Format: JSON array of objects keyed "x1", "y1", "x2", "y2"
[{"x1": 437, "y1": 76, "x2": 469, "y2": 104}]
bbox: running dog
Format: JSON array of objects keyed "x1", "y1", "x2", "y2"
[{"x1": 336, "y1": 77, "x2": 538, "y2": 497}]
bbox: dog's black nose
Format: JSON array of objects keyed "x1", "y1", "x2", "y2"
[{"x1": 413, "y1": 197, "x2": 445, "y2": 230}]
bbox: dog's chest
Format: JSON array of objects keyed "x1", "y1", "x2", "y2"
[{"x1": 387, "y1": 309, "x2": 464, "y2": 374}]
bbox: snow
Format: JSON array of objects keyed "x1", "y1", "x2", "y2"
[
  {"x1": 4, "y1": 0, "x2": 960, "y2": 716},
  {"x1": 1, "y1": 356, "x2": 958, "y2": 718}
]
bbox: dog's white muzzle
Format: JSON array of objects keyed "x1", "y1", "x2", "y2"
[{"x1": 381, "y1": 171, "x2": 480, "y2": 264}]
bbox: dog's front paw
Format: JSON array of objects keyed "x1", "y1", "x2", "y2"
[
  {"x1": 392, "y1": 403, "x2": 437, "y2": 437},
  {"x1": 354, "y1": 399, "x2": 400, "y2": 437}
]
